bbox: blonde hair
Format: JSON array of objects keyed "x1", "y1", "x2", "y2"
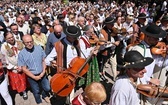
[{"x1": 84, "y1": 82, "x2": 106, "y2": 103}]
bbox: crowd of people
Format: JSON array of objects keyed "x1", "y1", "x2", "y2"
[{"x1": 0, "y1": 0, "x2": 168, "y2": 105}]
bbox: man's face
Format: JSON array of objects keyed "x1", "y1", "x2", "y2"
[
  {"x1": 23, "y1": 37, "x2": 34, "y2": 49},
  {"x1": 139, "y1": 18, "x2": 146, "y2": 24},
  {"x1": 6, "y1": 33, "x2": 15, "y2": 45},
  {"x1": 128, "y1": 68, "x2": 147, "y2": 79},
  {"x1": 66, "y1": 35, "x2": 77, "y2": 43},
  {"x1": 86, "y1": 28, "x2": 94, "y2": 37},
  {"x1": 11, "y1": 25, "x2": 18, "y2": 35},
  {"x1": 16, "y1": 18, "x2": 23, "y2": 27},
  {"x1": 54, "y1": 28, "x2": 62, "y2": 37},
  {"x1": 79, "y1": 19, "x2": 85, "y2": 26},
  {"x1": 106, "y1": 23, "x2": 114, "y2": 29},
  {"x1": 147, "y1": 35, "x2": 159, "y2": 46}
]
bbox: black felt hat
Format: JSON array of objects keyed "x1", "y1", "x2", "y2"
[
  {"x1": 118, "y1": 51, "x2": 153, "y2": 68},
  {"x1": 137, "y1": 13, "x2": 147, "y2": 18},
  {"x1": 104, "y1": 17, "x2": 115, "y2": 24},
  {"x1": 161, "y1": 14, "x2": 168, "y2": 21},
  {"x1": 140, "y1": 24, "x2": 166, "y2": 38},
  {"x1": 63, "y1": 26, "x2": 81, "y2": 38}
]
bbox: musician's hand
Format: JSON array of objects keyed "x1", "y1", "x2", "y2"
[
  {"x1": 51, "y1": 60, "x2": 57, "y2": 68},
  {"x1": 114, "y1": 41, "x2": 120, "y2": 46},
  {"x1": 91, "y1": 48, "x2": 98, "y2": 55},
  {"x1": 150, "y1": 78, "x2": 160, "y2": 86},
  {"x1": 0, "y1": 26, "x2": 3, "y2": 30}
]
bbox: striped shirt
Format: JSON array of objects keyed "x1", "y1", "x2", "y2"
[{"x1": 18, "y1": 45, "x2": 46, "y2": 75}]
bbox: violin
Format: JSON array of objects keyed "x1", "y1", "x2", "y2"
[
  {"x1": 89, "y1": 34, "x2": 99, "y2": 45},
  {"x1": 126, "y1": 32, "x2": 145, "y2": 51},
  {"x1": 111, "y1": 27, "x2": 127, "y2": 37},
  {"x1": 137, "y1": 84, "x2": 168, "y2": 99},
  {"x1": 89, "y1": 34, "x2": 106, "y2": 45},
  {"x1": 151, "y1": 42, "x2": 167, "y2": 57}
]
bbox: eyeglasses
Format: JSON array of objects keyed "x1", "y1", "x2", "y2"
[
  {"x1": 88, "y1": 31, "x2": 95, "y2": 34},
  {"x1": 17, "y1": 20, "x2": 23, "y2": 23},
  {"x1": 24, "y1": 41, "x2": 33, "y2": 44},
  {"x1": 55, "y1": 32, "x2": 61, "y2": 34}
]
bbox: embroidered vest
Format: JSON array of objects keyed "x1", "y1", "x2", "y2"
[{"x1": 54, "y1": 39, "x2": 81, "y2": 72}]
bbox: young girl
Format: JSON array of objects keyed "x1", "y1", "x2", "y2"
[{"x1": 72, "y1": 82, "x2": 106, "y2": 105}]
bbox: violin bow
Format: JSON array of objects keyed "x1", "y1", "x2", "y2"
[
  {"x1": 158, "y1": 50, "x2": 167, "y2": 79},
  {"x1": 154, "y1": 50, "x2": 168, "y2": 104},
  {"x1": 154, "y1": 85, "x2": 168, "y2": 105}
]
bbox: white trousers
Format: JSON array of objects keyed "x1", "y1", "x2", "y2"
[{"x1": 0, "y1": 75, "x2": 13, "y2": 105}]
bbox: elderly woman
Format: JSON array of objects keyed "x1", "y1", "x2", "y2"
[{"x1": 32, "y1": 24, "x2": 47, "y2": 50}]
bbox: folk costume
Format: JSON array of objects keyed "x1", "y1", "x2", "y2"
[
  {"x1": 45, "y1": 26, "x2": 81, "y2": 105},
  {"x1": 0, "y1": 53, "x2": 13, "y2": 105},
  {"x1": 99, "y1": 17, "x2": 117, "y2": 79},
  {"x1": 109, "y1": 51, "x2": 153, "y2": 105},
  {"x1": 78, "y1": 32, "x2": 100, "y2": 88},
  {"x1": 1, "y1": 40, "x2": 27, "y2": 93},
  {"x1": 72, "y1": 94, "x2": 87, "y2": 105},
  {"x1": 129, "y1": 24, "x2": 167, "y2": 105}
]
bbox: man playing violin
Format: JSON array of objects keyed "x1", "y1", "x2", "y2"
[
  {"x1": 129, "y1": 24, "x2": 167, "y2": 104},
  {"x1": 109, "y1": 50, "x2": 153, "y2": 105},
  {"x1": 99, "y1": 17, "x2": 120, "y2": 80},
  {"x1": 153, "y1": 14, "x2": 168, "y2": 104},
  {"x1": 78, "y1": 25, "x2": 100, "y2": 89}
]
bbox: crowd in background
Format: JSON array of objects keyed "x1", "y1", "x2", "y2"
[{"x1": 0, "y1": 0, "x2": 167, "y2": 105}]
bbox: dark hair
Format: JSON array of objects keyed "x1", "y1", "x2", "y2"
[
  {"x1": 4, "y1": 31, "x2": 12, "y2": 38},
  {"x1": 32, "y1": 17, "x2": 41, "y2": 24},
  {"x1": 10, "y1": 23, "x2": 18, "y2": 28}
]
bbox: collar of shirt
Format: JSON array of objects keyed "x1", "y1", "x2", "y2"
[{"x1": 141, "y1": 41, "x2": 150, "y2": 48}]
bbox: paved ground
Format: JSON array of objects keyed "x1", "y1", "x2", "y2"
[{"x1": 0, "y1": 64, "x2": 114, "y2": 105}]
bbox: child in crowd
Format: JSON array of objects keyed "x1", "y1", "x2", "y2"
[{"x1": 72, "y1": 82, "x2": 106, "y2": 105}]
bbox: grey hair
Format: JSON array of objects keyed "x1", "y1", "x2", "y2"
[{"x1": 83, "y1": 25, "x2": 93, "y2": 32}]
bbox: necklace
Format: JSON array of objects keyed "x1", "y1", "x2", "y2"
[
  {"x1": 16, "y1": 35, "x2": 19, "y2": 40},
  {"x1": 128, "y1": 77, "x2": 138, "y2": 90},
  {"x1": 71, "y1": 46, "x2": 75, "y2": 50}
]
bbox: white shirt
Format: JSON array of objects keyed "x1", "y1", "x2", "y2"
[
  {"x1": 109, "y1": 75, "x2": 140, "y2": 105},
  {"x1": 45, "y1": 38, "x2": 79, "y2": 68},
  {"x1": 79, "y1": 35, "x2": 94, "y2": 58},
  {"x1": 1, "y1": 42, "x2": 20, "y2": 69},
  {"x1": 18, "y1": 24, "x2": 30, "y2": 35},
  {"x1": 123, "y1": 21, "x2": 133, "y2": 33},
  {"x1": 161, "y1": 1, "x2": 167, "y2": 11}
]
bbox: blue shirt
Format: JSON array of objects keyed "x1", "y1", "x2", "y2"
[
  {"x1": 18, "y1": 45, "x2": 46, "y2": 75},
  {"x1": 45, "y1": 32, "x2": 66, "y2": 55}
]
